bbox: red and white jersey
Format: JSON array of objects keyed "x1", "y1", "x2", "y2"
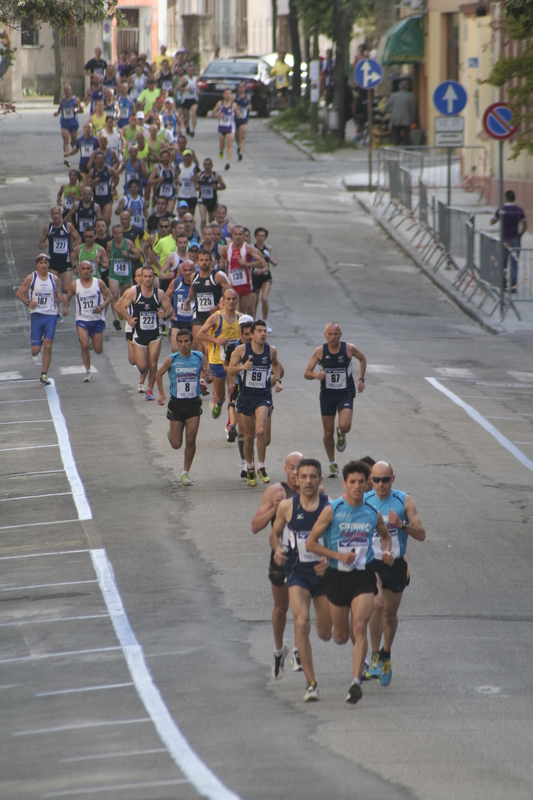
[{"x1": 226, "y1": 242, "x2": 252, "y2": 291}]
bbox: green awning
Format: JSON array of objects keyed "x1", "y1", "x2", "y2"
[{"x1": 379, "y1": 15, "x2": 425, "y2": 66}]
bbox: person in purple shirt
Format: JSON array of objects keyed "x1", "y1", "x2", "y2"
[{"x1": 491, "y1": 190, "x2": 528, "y2": 291}]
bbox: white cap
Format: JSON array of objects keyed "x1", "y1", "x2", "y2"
[{"x1": 238, "y1": 314, "x2": 254, "y2": 326}]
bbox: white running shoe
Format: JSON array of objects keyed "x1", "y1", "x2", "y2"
[
  {"x1": 138, "y1": 383, "x2": 146, "y2": 393},
  {"x1": 266, "y1": 323, "x2": 272, "y2": 333}
]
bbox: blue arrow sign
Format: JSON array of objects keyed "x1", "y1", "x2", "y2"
[
  {"x1": 433, "y1": 81, "x2": 467, "y2": 116},
  {"x1": 354, "y1": 59, "x2": 383, "y2": 90}
]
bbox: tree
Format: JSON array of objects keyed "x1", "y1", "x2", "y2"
[
  {"x1": 288, "y1": 0, "x2": 301, "y2": 103},
  {"x1": 271, "y1": 0, "x2": 277, "y2": 52},
  {"x1": 485, "y1": 0, "x2": 533, "y2": 158},
  {"x1": 332, "y1": 0, "x2": 361, "y2": 140}
]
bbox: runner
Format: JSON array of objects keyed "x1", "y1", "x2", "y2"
[
  {"x1": 38, "y1": 206, "x2": 80, "y2": 297},
  {"x1": 57, "y1": 169, "x2": 82, "y2": 218},
  {"x1": 157, "y1": 228, "x2": 188, "y2": 282},
  {"x1": 270, "y1": 51, "x2": 291, "y2": 111},
  {"x1": 306, "y1": 460, "x2": 394, "y2": 704},
  {"x1": 197, "y1": 287, "x2": 241, "y2": 421},
  {"x1": 270, "y1": 459, "x2": 331, "y2": 700},
  {"x1": 117, "y1": 265, "x2": 175, "y2": 399},
  {"x1": 364, "y1": 461, "x2": 425, "y2": 686},
  {"x1": 166, "y1": 260, "x2": 196, "y2": 350},
  {"x1": 63, "y1": 260, "x2": 112, "y2": 381},
  {"x1": 147, "y1": 195, "x2": 174, "y2": 235},
  {"x1": 65, "y1": 122, "x2": 99, "y2": 182},
  {"x1": 189, "y1": 249, "x2": 229, "y2": 350},
  {"x1": 253, "y1": 227, "x2": 277, "y2": 331},
  {"x1": 124, "y1": 266, "x2": 147, "y2": 392},
  {"x1": 196, "y1": 158, "x2": 226, "y2": 231},
  {"x1": 15, "y1": 255, "x2": 65, "y2": 386},
  {"x1": 219, "y1": 226, "x2": 266, "y2": 315},
  {"x1": 304, "y1": 323, "x2": 367, "y2": 478},
  {"x1": 116, "y1": 81, "x2": 134, "y2": 130},
  {"x1": 251, "y1": 452, "x2": 304, "y2": 678},
  {"x1": 223, "y1": 314, "x2": 254, "y2": 454},
  {"x1": 69, "y1": 185, "x2": 102, "y2": 236},
  {"x1": 54, "y1": 84, "x2": 84, "y2": 166},
  {"x1": 200, "y1": 224, "x2": 220, "y2": 267},
  {"x1": 70, "y1": 225, "x2": 108, "y2": 280},
  {"x1": 178, "y1": 62, "x2": 198, "y2": 137},
  {"x1": 227, "y1": 319, "x2": 283, "y2": 486},
  {"x1": 148, "y1": 147, "x2": 179, "y2": 213},
  {"x1": 214, "y1": 204, "x2": 232, "y2": 241},
  {"x1": 106, "y1": 223, "x2": 141, "y2": 330},
  {"x1": 177, "y1": 149, "x2": 199, "y2": 214},
  {"x1": 234, "y1": 82, "x2": 250, "y2": 161},
  {"x1": 87, "y1": 150, "x2": 119, "y2": 225},
  {"x1": 94, "y1": 218, "x2": 112, "y2": 286},
  {"x1": 212, "y1": 88, "x2": 235, "y2": 171}
]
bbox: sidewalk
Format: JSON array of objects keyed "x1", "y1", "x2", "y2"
[
  {"x1": 351, "y1": 183, "x2": 533, "y2": 335},
  {"x1": 9, "y1": 96, "x2": 55, "y2": 111}
]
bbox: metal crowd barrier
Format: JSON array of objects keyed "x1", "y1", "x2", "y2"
[{"x1": 513, "y1": 248, "x2": 533, "y2": 301}]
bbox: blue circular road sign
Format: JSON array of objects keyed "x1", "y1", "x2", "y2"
[
  {"x1": 354, "y1": 59, "x2": 383, "y2": 91},
  {"x1": 433, "y1": 80, "x2": 467, "y2": 116}
]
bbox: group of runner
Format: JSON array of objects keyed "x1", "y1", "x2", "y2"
[{"x1": 15, "y1": 50, "x2": 426, "y2": 708}]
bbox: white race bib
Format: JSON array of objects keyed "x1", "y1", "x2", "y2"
[
  {"x1": 132, "y1": 213, "x2": 143, "y2": 228},
  {"x1": 177, "y1": 377, "x2": 197, "y2": 399},
  {"x1": 337, "y1": 541, "x2": 367, "y2": 572},
  {"x1": 245, "y1": 367, "x2": 267, "y2": 388},
  {"x1": 177, "y1": 297, "x2": 193, "y2": 316},
  {"x1": 276, "y1": 74, "x2": 286, "y2": 87},
  {"x1": 62, "y1": 107, "x2": 74, "y2": 119},
  {"x1": 78, "y1": 218, "x2": 92, "y2": 232},
  {"x1": 182, "y1": 178, "x2": 192, "y2": 190},
  {"x1": 201, "y1": 186, "x2": 214, "y2": 199},
  {"x1": 197, "y1": 293, "x2": 214, "y2": 311},
  {"x1": 296, "y1": 532, "x2": 321, "y2": 563},
  {"x1": 64, "y1": 195, "x2": 75, "y2": 209},
  {"x1": 120, "y1": 106, "x2": 130, "y2": 118},
  {"x1": 113, "y1": 259, "x2": 130, "y2": 276},
  {"x1": 35, "y1": 292, "x2": 50, "y2": 306},
  {"x1": 140, "y1": 311, "x2": 157, "y2": 330},
  {"x1": 221, "y1": 114, "x2": 231, "y2": 127},
  {"x1": 81, "y1": 296, "x2": 96, "y2": 311},
  {"x1": 53, "y1": 238, "x2": 68, "y2": 254},
  {"x1": 159, "y1": 182, "x2": 173, "y2": 197},
  {"x1": 80, "y1": 144, "x2": 92, "y2": 158},
  {"x1": 325, "y1": 369, "x2": 346, "y2": 389},
  {"x1": 230, "y1": 269, "x2": 246, "y2": 286},
  {"x1": 162, "y1": 79, "x2": 173, "y2": 91},
  {"x1": 94, "y1": 181, "x2": 109, "y2": 196}
]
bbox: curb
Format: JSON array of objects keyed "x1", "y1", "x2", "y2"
[
  {"x1": 356, "y1": 196, "x2": 504, "y2": 335},
  {"x1": 271, "y1": 125, "x2": 317, "y2": 161}
]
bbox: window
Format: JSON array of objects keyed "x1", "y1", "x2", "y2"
[
  {"x1": 21, "y1": 16, "x2": 39, "y2": 47},
  {"x1": 446, "y1": 13, "x2": 459, "y2": 81}
]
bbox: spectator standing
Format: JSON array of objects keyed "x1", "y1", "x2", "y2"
[
  {"x1": 491, "y1": 190, "x2": 528, "y2": 292},
  {"x1": 383, "y1": 79, "x2": 415, "y2": 146}
]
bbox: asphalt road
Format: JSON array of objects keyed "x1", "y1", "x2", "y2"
[{"x1": 1, "y1": 108, "x2": 532, "y2": 800}]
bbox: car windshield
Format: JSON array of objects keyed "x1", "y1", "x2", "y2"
[{"x1": 203, "y1": 61, "x2": 259, "y2": 77}]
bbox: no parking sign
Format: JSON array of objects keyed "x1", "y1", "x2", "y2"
[{"x1": 482, "y1": 103, "x2": 518, "y2": 140}]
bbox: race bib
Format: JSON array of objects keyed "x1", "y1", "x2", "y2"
[
  {"x1": 62, "y1": 107, "x2": 74, "y2": 119},
  {"x1": 221, "y1": 114, "x2": 231, "y2": 127},
  {"x1": 201, "y1": 186, "x2": 214, "y2": 199},
  {"x1": 177, "y1": 377, "x2": 197, "y2": 399},
  {"x1": 140, "y1": 311, "x2": 157, "y2": 330},
  {"x1": 53, "y1": 238, "x2": 68, "y2": 254},
  {"x1": 325, "y1": 369, "x2": 346, "y2": 390},
  {"x1": 230, "y1": 269, "x2": 246, "y2": 286},
  {"x1": 113, "y1": 259, "x2": 131, "y2": 277},
  {"x1": 80, "y1": 144, "x2": 92, "y2": 158},
  {"x1": 182, "y1": 178, "x2": 193, "y2": 191},
  {"x1": 132, "y1": 213, "x2": 143, "y2": 228},
  {"x1": 296, "y1": 532, "x2": 321, "y2": 563},
  {"x1": 78, "y1": 218, "x2": 92, "y2": 232},
  {"x1": 337, "y1": 542, "x2": 367, "y2": 572},
  {"x1": 159, "y1": 182, "x2": 173, "y2": 197},
  {"x1": 177, "y1": 297, "x2": 193, "y2": 316},
  {"x1": 35, "y1": 293, "x2": 50, "y2": 306},
  {"x1": 120, "y1": 106, "x2": 130, "y2": 118},
  {"x1": 94, "y1": 181, "x2": 109, "y2": 196},
  {"x1": 245, "y1": 367, "x2": 267, "y2": 388},
  {"x1": 276, "y1": 74, "x2": 285, "y2": 87},
  {"x1": 81, "y1": 296, "x2": 96, "y2": 311},
  {"x1": 162, "y1": 79, "x2": 173, "y2": 91},
  {"x1": 197, "y1": 293, "x2": 214, "y2": 311},
  {"x1": 64, "y1": 195, "x2": 75, "y2": 209}
]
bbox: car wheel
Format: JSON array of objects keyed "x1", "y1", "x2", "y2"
[
  {"x1": 257, "y1": 97, "x2": 270, "y2": 118},
  {"x1": 197, "y1": 101, "x2": 208, "y2": 118}
]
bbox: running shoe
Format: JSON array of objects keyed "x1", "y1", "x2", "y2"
[
  {"x1": 40, "y1": 373, "x2": 51, "y2": 387},
  {"x1": 247, "y1": 468, "x2": 257, "y2": 487},
  {"x1": 266, "y1": 322, "x2": 272, "y2": 333},
  {"x1": 145, "y1": 389, "x2": 155, "y2": 401},
  {"x1": 328, "y1": 462, "x2": 339, "y2": 478},
  {"x1": 224, "y1": 162, "x2": 230, "y2": 171},
  {"x1": 258, "y1": 467, "x2": 270, "y2": 484},
  {"x1": 83, "y1": 372, "x2": 93, "y2": 383},
  {"x1": 272, "y1": 644, "x2": 288, "y2": 680},
  {"x1": 190, "y1": 130, "x2": 195, "y2": 138},
  {"x1": 113, "y1": 319, "x2": 121, "y2": 331},
  {"x1": 219, "y1": 150, "x2": 224, "y2": 159},
  {"x1": 199, "y1": 378, "x2": 209, "y2": 396},
  {"x1": 138, "y1": 383, "x2": 146, "y2": 393},
  {"x1": 238, "y1": 152, "x2": 243, "y2": 162},
  {"x1": 212, "y1": 402, "x2": 222, "y2": 419},
  {"x1": 336, "y1": 426, "x2": 346, "y2": 452},
  {"x1": 379, "y1": 658, "x2": 392, "y2": 687},
  {"x1": 237, "y1": 145, "x2": 241, "y2": 154},
  {"x1": 63, "y1": 159, "x2": 71, "y2": 167},
  {"x1": 303, "y1": 682, "x2": 319, "y2": 702},
  {"x1": 291, "y1": 647, "x2": 303, "y2": 672},
  {"x1": 56, "y1": 313, "x2": 63, "y2": 323},
  {"x1": 181, "y1": 472, "x2": 193, "y2": 486},
  {"x1": 345, "y1": 681, "x2": 363, "y2": 704},
  {"x1": 240, "y1": 461, "x2": 247, "y2": 479},
  {"x1": 362, "y1": 652, "x2": 381, "y2": 681},
  {"x1": 186, "y1": 127, "x2": 191, "y2": 136},
  {"x1": 226, "y1": 424, "x2": 237, "y2": 442}
]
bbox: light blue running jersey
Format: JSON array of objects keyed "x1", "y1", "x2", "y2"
[
  {"x1": 365, "y1": 489, "x2": 408, "y2": 561},
  {"x1": 323, "y1": 497, "x2": 379, "y2": 571},
  {"x1": 168, "y1": 350, "x2": 203, "y2": 399}
]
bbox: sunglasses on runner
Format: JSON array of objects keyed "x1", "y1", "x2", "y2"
[{"x1": 371, "y1": 475, "x2": 393, "y2": 483}]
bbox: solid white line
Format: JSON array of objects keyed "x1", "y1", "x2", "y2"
[
  {"x1": 0, "y1": 378, "x2": 40, "y2": 383},
  {"x1": 3, "y1": 469, "x2": 65, "y2": 477},
  {"x1": 91, "y1": 549, "x2": 242, "y2": 800},
  {"x1": 14, "y1": 718, "x2": 151, "y2": 736},
  {"x1": 0, "y1": 398, "x2": 47, "y2": 404},
  {"x1": 426, "y1": 378, "x2": 533, "y2": 473},
  {"x1": 0, "y1": 646, "x2": 120, "y2": 665},
  {"x1": 45, "y1": 380, "x2": 92, "y2": 520},
  {"x1": 59, "y1": 747, "x2": 165, "y2": 762},
  {"x1": 0, "y1": 580, "x2": 97, "y2": 592},
  {"x1": 0, "y1": 549, "x2": 89, "y2": 561},
  {"x1": 0, "y1": 444, "x2": 58, "y2": 453},
  {"x1": 0, "y1": 492, "x2": 72, "y2": 503},
  {"x1": 0, "y1": 419, "x2": 53, "y2": 425},
  {"x1": 42, "y1": 780, "x2": 188, "y2": 798},
  {"x1": 0, "y1": 519, "x2": 80, "y2": 532},
  {"x1": 0, "y1": 614, "x2": 109, "y2": 628},
  {"x1": 36, "y1": 682, "x2": 134, "y2": 697}
]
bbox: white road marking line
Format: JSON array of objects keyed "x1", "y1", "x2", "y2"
[
  {"x1": 0, "y1": 492, "x2": 72, "y2": 503},
  {"x1": 434, "y1": 368, "x2": 477, "y2": 378},
  {"x1": 0, "y1": 419, "x2": 53, "y2": 425},
  {"x1": 0, "y1": 398, "x2": 47, "y2": 404},
  {"x1": 42, "y1": 780, "x2": 188, "y2": 798},
  {"x1": 0, "y1": 549, "x2": 90, "y2": 560},
  {"x1": 45, "y1": 380, "x2": 92, "y2": 520},
  {"x1": 6, "y1": 177, "x2": 30, "y2": 184},
  {"x1": 14, "y1": 718, "x2": 151, "y2": 736},
  {"x1": 508, "y1": 371, "x2": 533, "y2": 382},
  {"x1": 336, "y1": 262, "x2": 365, "y2": 267},
  {"x1": 0, "y1": 519, "x2": 81, "y2": 532},
  {"x1": 0, "y1": 614, "x2": 109, "y2": 628},
  {"x1": 514, "y1": 441, "x2": 533, "y2": 445},
  {"x1": 0, "y1": 378, "x2": 40, "y2": 382},
  {"x1": 0, "y1": 646, "x2": 121, "y2": 665},
  {"x1": 91, "y1": 548, "x2": 242, "y2": 800},
  {"x1": 366, "y1": 364, "x2": 401, "y2": 375},
  {"x1": 426, "y1": 378, "x2": 533, "y2": 473},
  {"x1": 464, "y1": 380, "x2": 532, "y2": 389},
  {"x1": 37, "y1": 682, "x2": 134, "y2": 697},
  {"x1": 0, "y1": 371, "x2": 23, "y2": 381},
  {"x1": 59, "y1": 366, "x2": 98, "y2": 375},
  {"x1": 0, "y1": 580, "x2": 97, "y2": 592},
  {"x1": 59, "y1": 747, "x2": 165, "y2": 762},
  {"x1": 3, "y1": 469, "x2": 65, "y2": 477},
  {"x1": 485, "y1": 416, "x2": 527, "y2": 421},
  {"x1": 0, "y1": 444, "x2": 59, "y2": 453}
]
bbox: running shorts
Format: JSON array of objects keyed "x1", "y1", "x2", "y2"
[
  {"x1": 209, "y1": 363, "x2": 226, "y2": 379},
  {"x1": 30, "y1": 313, "x2": 58, "y2": 347},
  {"x1": 167, "y1": 395, "x2": 202, "y2": 423},
  {"x1": 286, "y1": 564, "x2": 326, "y2": 597},
  {"x1": 372, "y1": 556, "x2": 410, "y2": 594},
  {"x1": 322, "y1": 565, "x2": 377, "y2": 607},
  {"x1": 236, "y1": 391, "x2": 272, "y2": 416},
  {"x1": 319, "y1": 390, "x2": 354, "y2": 418},
  {"x1": 76, "y1": 319, "x2": 105, "y2": 335},
  {"x1": 252, "y1": 270, "x2": 271, "y2": 293}
]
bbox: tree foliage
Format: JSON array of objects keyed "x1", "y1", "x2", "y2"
[{"x1": 485, "y1": 0, "x2": 533, "y2": 158}]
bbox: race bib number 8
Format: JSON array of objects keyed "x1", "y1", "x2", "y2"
[
  {"x1": 245, "y1": 368, "x2": 267, "y2": 388},
  {"x1": 325, "y1": 369, "x2": 346, "y2": 390},
  {"x1": 177, "y1": 377, "x2": 197, "y2": 399},
  {"x1": 140, "y1": 311, "x2": 157, "y2": 330}
]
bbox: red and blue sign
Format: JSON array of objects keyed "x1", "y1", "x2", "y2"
[{"x1": 482, "y1": 102, "x2": 518, "y2": 140}]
